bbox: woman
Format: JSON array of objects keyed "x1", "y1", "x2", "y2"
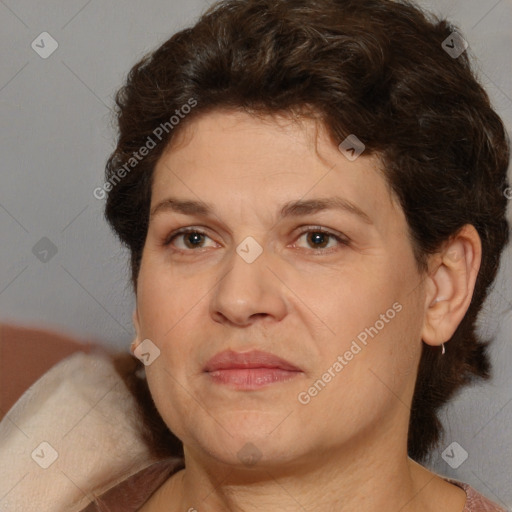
[{"x1": 1, "y1": 0, "x2": 509, "y2": 510}]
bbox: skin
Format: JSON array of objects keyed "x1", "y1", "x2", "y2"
[{"x1": 132, "y1": 110, "x2": 481, "y2": 512}]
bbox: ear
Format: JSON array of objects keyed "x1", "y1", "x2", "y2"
[
  {"x1": 421, "y1": 224, "x2": 482, "y2": 347},
  {"x1": 130, "y1": 308, "x2": 142, "y2": 354}
]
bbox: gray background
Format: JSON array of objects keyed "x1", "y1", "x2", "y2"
[{"x1": 0, "y1": 0, "x2": 510, "y2": 507}]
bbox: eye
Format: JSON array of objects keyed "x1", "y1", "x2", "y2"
[
  {"x1": 293, "y1": 227, "x2": 349, "y2": 253},
  {"x1": 163, "y1": 228, "x2": 217, "y2": 251}
]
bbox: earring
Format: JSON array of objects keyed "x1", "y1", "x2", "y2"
[
  {"x1": 441, "y1": 343, "x2": 446, "y2": 355},
  {"x1": 135, "y1": 366, "x2": 147, "y2": 379}
]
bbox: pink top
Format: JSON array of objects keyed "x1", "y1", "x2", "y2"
[
  {"x1": 450, "y1": 480, "x2": 508, "y2": 512},
  {"x1": 81, "y1": 459, "x2": 507, "y2": 512}
]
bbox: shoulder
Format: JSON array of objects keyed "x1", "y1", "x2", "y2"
[
  {"x1": 81, "y1": 459, "x2": 183, "y2": 512},
  {"x1": 447, "y1": 479, "x2": 508, "y2": 512}
]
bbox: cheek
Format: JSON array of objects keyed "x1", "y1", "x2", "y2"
[
  {"x1": 144, "y1": 365, "x2": 196, "y2": 444},
  {"x1": 136, "y1": 260, "x2": 202, "y2": 340},
  {"x1": 289, "y1": 263, "x2": 398, "y2": 346},
  {"x1": 296, "y1": 299, "x2": 423, "y2": 436},
  {"x1": 306, "y1": 254, "x2": 423, "y2": 381},
  {"x1": 135, "y1": 269, "x2": 204, "y2": 405}
]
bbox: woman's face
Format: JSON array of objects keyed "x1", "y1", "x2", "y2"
[{"x1": 134, "y1": 110, "x2": 427, "y2": 469}]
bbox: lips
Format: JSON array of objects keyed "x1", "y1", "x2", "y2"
[
  {"x1": 203, "y1": 350, "x2": 303, "y2": 390},
  {"x1": 203, "y1": 349, "x2": 302, "y2": 373}
]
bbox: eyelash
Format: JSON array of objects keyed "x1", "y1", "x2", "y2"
[{"x1": 162, "y1": 226, "x2": 350, "y2": 254}]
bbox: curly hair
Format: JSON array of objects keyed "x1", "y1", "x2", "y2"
[{"x1": 103, "y1": 0, "x2": 510, "y2": 462}]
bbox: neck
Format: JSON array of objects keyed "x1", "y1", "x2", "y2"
[{"x1": 158, "y1": 428, "x2": 447, "y2": 512}]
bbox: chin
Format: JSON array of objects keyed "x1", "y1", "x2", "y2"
[
  {"x1": 203, "y1": 439, "x2": 301, "y2": 470},
  {"x1": 188, "y1": 415, "x2": 302, "y2": 465}
]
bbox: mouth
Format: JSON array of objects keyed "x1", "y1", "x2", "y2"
[{"x1": 203, "y1": 349, "x2": 303, "y2": 390}]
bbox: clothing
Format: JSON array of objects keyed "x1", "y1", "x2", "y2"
[
  {"x1": 80, "y1": 459, "x2": 179, "y2": 511},
  {"x1": 0, "y1": 350, "x2": 507, "y2": 511},
  {"x1": 450, "y1": 481, "x2": 509, "y2": 512}
]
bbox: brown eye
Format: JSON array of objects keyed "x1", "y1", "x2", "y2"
[
  {"x1": 295, "y1": 228, "x2": 349, "y2": 252},
  {"x1": 182, "y1": 232, "x2": 206, "y2": 249},
  {"x1": 164, "y1": 229, "x2": 216, "y2": 251},
  {"x1": 306, "y1": 232, "x2": 331, "y2": 249}
]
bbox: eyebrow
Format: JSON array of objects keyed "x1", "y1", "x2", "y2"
[{"x1": 150, "y1": 196, "x2": 373, "y2": 224}]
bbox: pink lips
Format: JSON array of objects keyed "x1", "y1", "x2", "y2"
[{"x1": 203, "y1": 350, "x2": 302, "y2": 390}]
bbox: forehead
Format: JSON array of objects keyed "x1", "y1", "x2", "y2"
[{"x1": 151, "y1": 110, "x2": 402, "y2": 230}]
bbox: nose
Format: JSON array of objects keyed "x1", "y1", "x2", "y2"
[{"x1": 209, "y1": 243, "x2": 288, "y2": 327}]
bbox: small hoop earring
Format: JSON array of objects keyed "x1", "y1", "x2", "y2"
[{"x1": 441, "y1": 343, "x2": 446, "y2": 355}]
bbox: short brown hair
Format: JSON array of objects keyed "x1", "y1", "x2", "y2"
[{"x1": 104, "y1": 0, "x2": 510, "y2": 462}]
